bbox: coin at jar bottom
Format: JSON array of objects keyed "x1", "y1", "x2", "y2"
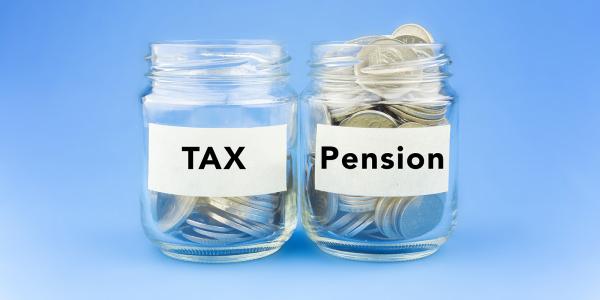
[
  {"x1": 339, "y1": 214, "x2": 374, "y2": 237},
  {"x1": 207, "y1": 197, "x2": 275, "y2": 224},
  {"x1": 327, "y1": 212, "x2": 359, "y2": 231},
  {"x1": 205, "y1": 209, "x2": 275, "y2": 238},
  {"x1": 306, "y1": 164, "x2": 338, "y2": 225},
  {"x1": 181, "y1": 226, "x2": 254, "y2": 244},
  {"x1": 398, "y1": 195, "x2": 444, "y2": 239},
  {"x1": 154, "y1": 193, "x2": 197, "y2": 232},
  {"x1": 338, "y1": 195, "x2": 378, "y2": 213},
  {"x1": 191, "y1": 227, "x2": 249, "y2": 240},
  {"x1": 186, "y1": 213, "x2": 233, "y2": 233}
]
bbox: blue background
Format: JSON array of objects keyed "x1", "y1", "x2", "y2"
[{"x1": 1, "y1": 0, "x2": 599, "y2": 299}]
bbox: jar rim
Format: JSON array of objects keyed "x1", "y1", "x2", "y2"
[
  {"x1": 147, "y1": 39, "x2": 290, "y2": 84},
  {"x1": 150, "y1": 39, "x2": 285, "y2": 48},
  {"x1": 311, "y1": 40, "x2": 444, "y2": 48}
]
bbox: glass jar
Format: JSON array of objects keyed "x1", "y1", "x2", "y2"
[
  {"x1": 300, "y1": 40, "x2": 457, "y2": 261},
  {"x1": 141, "y1": 40, "x2": 297, "y2": 263}
]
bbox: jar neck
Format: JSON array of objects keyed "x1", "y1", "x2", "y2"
[
  {"x1": 147, "y1": 40, "x2": 291, "y2": 101},
  {"x1": 309, "y1": 42, "x2": 451, "y2": 103}
]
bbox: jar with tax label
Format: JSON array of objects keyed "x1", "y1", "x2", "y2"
[
  {"x1": 300, "y1": 24, "x2": 458, "y2": 261},
  {"x1": 141, "y1": 40, "x2": 297, "y2": 262}
]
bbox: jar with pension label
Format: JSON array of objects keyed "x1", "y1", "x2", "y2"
[
  {"x1": 141, "y1": 40, "x2": 297, "y2": 262},
  {"x1": 300, "y1": 24, "x2": 457, "y2": 261}
]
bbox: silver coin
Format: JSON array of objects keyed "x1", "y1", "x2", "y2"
[
  {"x1": 391, "y1": 23, "x2": 434, "y2": 43},
  {"x1": 208, "y1": 197, "x2": 274, "y2": 223},
  {"x1": 388, "y1": 106, "x2": 446, "y2": 126},
  {"x1": 380, "y1": 197, "x2": 405, "y2": 238},
  {"x1": 155, "y1": 194, "x2": 197, "y2": 232},
  {"x1": 249, "y1": 193, "x2": 281, "y2": 210},
  {"x1": 402, "y1": 103, "x2": 447, "y2": 114},
  {"x1": 191, "y1": 227, "x2": 249, "y2": 240},
  {"x1": 338, "y1": 195, "x2": 378, "y2": 213},
  {"x1": 399, "y1": 195, "x2": 444, "y2": 239},
  {"x1": 391, "y1": 197, "x2": 415, "y2": 236},
  {"x1": 329, "y1": 103, "x2": 371, "y2": 115},
  {"x1": 347, "y1": 35, "x2": 386, "y2": 45},
  {"x1": 391, "y1": 104, "x2": 446, "y2": 120},
  {"x1": 206, "y1": 209, "x2": 275, "y2": 238},
  {"x1": 374, "y1": 197, "x2": 392, "y2": 233},
  {"x1": 339, "y1": 214, "x2": 374, "y2": 237},
  {"x1": 398, "y1": 121, "x2": 426, "y2": 128},
  {"x1": 227, "y1": 196, "x2": 277, "y2": 213},
  {"x1": 354, "y1": 38, "x2": 418, "y2": 78},
  {"x1": 181, "y1": 226, "x2": 253, "y2": 244},
  {"x1": 307, "y1": 163, "x2": 338, "y2": 225},
  {"x1": 186, "y1": 212, "x2": 233, "y2": 233},
  {"x1": 348, "y1": 215, "x2": 375, "y2": 237},
  {"x1": 338, "y1": 203, "x2": 375, "y2": 213},
  {"x1": 327, "y1": 212, "x2": 359, "y2": 231},
  {"x1": 340, "y1": 110, "x2": 398, "y2": 128},
  {"x1": 395, "y1": 35, "x2": 428, "y2": 44},
  {"x1": 181, "y1": 226, "x2": 229, "y2": 244}
]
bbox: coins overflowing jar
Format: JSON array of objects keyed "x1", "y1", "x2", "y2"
[
  {"x1": 300, "y1": 24, "x2": 457, "y2": 261},
  {"x1": 141, "y1": 40, "x2": 297, "y2": 262}
]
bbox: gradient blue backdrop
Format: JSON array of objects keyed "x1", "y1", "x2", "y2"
[{"x1": 1, "y1": 1, "x2": 598, "y2": 299}]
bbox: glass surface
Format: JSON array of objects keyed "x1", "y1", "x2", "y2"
[
  {"x1": 141, "y1": 40, "x2": 297, "y2": 263},
  {"x1": 300, "y1": 42, "x2": 457, "y2": 261}
]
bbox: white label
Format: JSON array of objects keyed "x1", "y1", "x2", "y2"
[
  {"x1": 315, "y1": 124, "x2": 450, "y2": 197},
  {"x1": 148, "y1": 123, "x2": 287, "y2": 197}
]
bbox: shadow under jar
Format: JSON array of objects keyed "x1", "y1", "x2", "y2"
[
  {"x1": 300, "y1": 41, "x2": 457, "y2": 261},
  {"x1": 141, "y1": 40, "x2": 297, "y2": 263}
]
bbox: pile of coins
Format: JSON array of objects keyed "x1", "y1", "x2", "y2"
[
  {"x1": 306, "y1": 162, "x2": 444, "y2": 240},
  {"x1": 306, "y1": 24, "x2": 450, "y2": 240},
  {"x1": 152, "y1": 192, "x2": 283, "y2": 244}
]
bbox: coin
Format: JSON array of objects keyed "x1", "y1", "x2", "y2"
[
  {"x1": 338, "y1": 214, "x2": 373, "y2": 237},
  {"x1": 354, "y1": 38, "x2": 418, "y2": 77},
  {"x1": 155, "y1": 194, "x2": 197, "y2": 232},
  {"x1": 206, "y1": 209, "x2": 275, "y2": 238},
  {"x1": 380, "y1": 197, "x2": 405, "y2": 238},
  {"x1": 181, "y1": 226, "x2": 231, "y2": 244},
  {"x1": 402, "y1": 103, "x2": 448, "y2": 114},
  {"x1": 338, "y1": 195, "x2": 378, "y2": 213},
  {"x1": 347, "y1": 35, "x2": 386, "y2": 45},
  {"x1": 309, "y1": 190, "x2": 339, "y2": 224},
  {"x1": 340, "y1": 110, "x2": 398, "y2": 128},
  {"x1": 329, "y1": 104, "x2": 373, "y2": 124},
  {"x1": 398, "y1": 195, "x2": 444, "y2": 239},
  {"x1": 227, "y1": 196, "x2": 277, "y2": 213},
  {"x1": 395, "y1": 35, "x2": 428, "y2": 44},
  {"x1": 306, "y1": 162, "x2": 338, "y2": 225},
  {"x1": 391, "y1": 23, "x2": 434, "y2": 43},
  {"x1": 374, "y1": 197, "x2": 392, "y2": 234},
  {"x1": 191, "y1": 227, "x2": 249, "y2": 240},
  {"x1": 208, "y1": 197, "x2": 274, "y2": 224},
  {"x1": 181, "y1": 226, "x2": 253, "y2": 244},
  {"x1": 391, "y1": 104, "x2": 446, "y2": 120},
  {"x1": 327, "y1": 212, "x2": 359, "y2": 231},
  {"x1": 387, "y1": 105, "x2": 446, "y2": 126},
  {"x1": 186, "y1": 212, "x2": 233, "y2": 233},
  {"x1": 249, "y1": 193, "x2": 281, "y2": 210}
]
